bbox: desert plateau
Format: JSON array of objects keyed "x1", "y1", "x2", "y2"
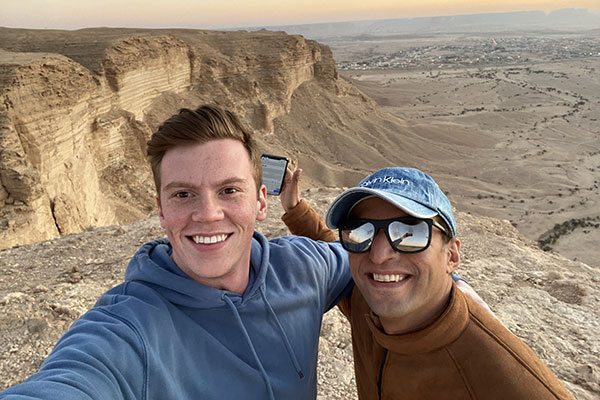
[{"x1": 0, "y1": 15, "x2": 599, "y2": 399}]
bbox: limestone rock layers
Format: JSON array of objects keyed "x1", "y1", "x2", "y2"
[
  {"x1": 102, "y1": 35, "x2": 193, "y2": 120},
  {"x1": 0, "y1": 52, "x2": 113, "y2": 248},
  {"x1": 184, "y1": 30, "x2": 322, "y2": 132},
  {"x1": 0, "y1": 30, "x2": 334, "y2": 249}
]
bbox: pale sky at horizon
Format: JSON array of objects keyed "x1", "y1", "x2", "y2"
[{"x1": 1, "y1": 0, "x2": 599, "y2": 30}]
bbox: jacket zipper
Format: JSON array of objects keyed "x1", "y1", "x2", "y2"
[{"x1": 378, "y1": 348, "x2": 388, "y2": 400}]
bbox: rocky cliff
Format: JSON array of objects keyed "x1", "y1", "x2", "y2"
[{"x1": 0, "y1": 28, "x2": 379, "y2": 249}]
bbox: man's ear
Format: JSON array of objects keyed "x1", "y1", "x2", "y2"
[
  {"x1": 256, "y1": 185, "x2": 268, "y2": 221},
  {"x1": 445, "y1": 238, "x2": 461, "y2": 274}
]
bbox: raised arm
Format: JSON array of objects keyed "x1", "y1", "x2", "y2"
[{"x1": 280, "y1": 168, "x2": 336, "y2": 242}]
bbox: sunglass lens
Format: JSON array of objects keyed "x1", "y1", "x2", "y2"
[
  {"x1": 388, "y1": 220, "x2": 430, "y2": 252},
  {"x1": 341, "y1": 222, "x2": 375, "y2": 253}
]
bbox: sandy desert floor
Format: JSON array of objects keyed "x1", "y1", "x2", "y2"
[{"x1": 337, "y1": 59, "x2": 600, "y2": 268}]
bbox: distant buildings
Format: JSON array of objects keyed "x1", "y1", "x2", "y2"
[{"x1": 337, "y1": 35, "x2": 600, "y2": 71}]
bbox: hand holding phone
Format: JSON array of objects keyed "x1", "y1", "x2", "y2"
[
  {"x1": 261, "y1": 154, "x2": 289, "y2": 196},
  {"x1": 279, "y1": 167, "x2": 302, "y2": 212}
]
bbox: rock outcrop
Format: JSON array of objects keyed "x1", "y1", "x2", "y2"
[{"x1": 0, "y1": 28, "x2": 370, "y2": 249}]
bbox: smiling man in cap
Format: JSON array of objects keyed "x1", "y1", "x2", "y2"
[
  {"x1": 282, "y1": 167, "x2": 574, "y2": 399},
  {"x1": 326, "y1": 167, "x2": 461, "y2": 341}
]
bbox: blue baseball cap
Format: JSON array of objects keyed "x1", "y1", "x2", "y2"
[{"x1": 325, "y1": 167, "x2": 456, "y2": 237}]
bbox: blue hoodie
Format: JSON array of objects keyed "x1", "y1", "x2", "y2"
[{"x1": 0, "y1": 232, "x2": 352, "y2": 399}]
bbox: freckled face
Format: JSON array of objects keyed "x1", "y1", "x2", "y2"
[
  {"x1": 157, "y1": 139, "x2": 267, "y2": 294},
  {"x1": 348, "y1": 197, "x2": 459, "y2": 334}
]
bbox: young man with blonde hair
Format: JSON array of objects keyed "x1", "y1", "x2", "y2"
[{"x1": 1, "y1": 105, "x2": 352, "y2": 399}]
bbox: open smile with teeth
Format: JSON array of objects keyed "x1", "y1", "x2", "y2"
[
  {"x1": 372, "y1": 273, "x2": 408, "y2": 283},
  {"x1": 191, "y1": 234, "x2": 228, "y2": 244}
]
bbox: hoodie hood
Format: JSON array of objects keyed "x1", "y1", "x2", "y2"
[
  {"x1": 3, "y1": 228, "x2": 352, "y2": 399},
  {"x1": 124, "y1": 232, "x2": 271, "y2": 309},
  {"x1": 124, "y1": 232, "x2": 305, "y2": 397}
]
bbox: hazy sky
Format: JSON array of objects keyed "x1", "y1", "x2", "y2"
[{"x1": 2, "y1": 0, "x2": 599, "y2": 30}]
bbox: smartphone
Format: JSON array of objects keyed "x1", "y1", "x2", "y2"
[{"x1": 261, "y1": 154, "x2": 289, "y2": 196}]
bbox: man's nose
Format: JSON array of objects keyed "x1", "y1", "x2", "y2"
[
  {"x1": 191, "y1": 194, "x2": 224, "y2": 222},
  {"x1": 368, "y1": 229, "x2": 396, "y2": 264}
]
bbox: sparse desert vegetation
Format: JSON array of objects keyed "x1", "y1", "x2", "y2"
[{"x1": 333, "y1": 37, "x2": 599, "y2": 267}]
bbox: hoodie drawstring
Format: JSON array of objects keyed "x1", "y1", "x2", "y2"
[
  {"x1": 222, "y1": 294, "x2": 275, "y2": 400},
  {"x1": 259, "y1": 287, "x2": 305, "y2": 379}
]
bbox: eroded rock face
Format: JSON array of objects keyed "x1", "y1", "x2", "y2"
[
  {"x1": 1, "y1": 52, "x2": 116, "y2": 247},
  {"x1": 0, "y1": 29, "x2": 340, "y2": 249},
  {"x1": 101, "y1": 35, "x2": 193, "y2": 119}
]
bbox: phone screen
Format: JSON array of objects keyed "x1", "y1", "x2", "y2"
[{"x1": 261, "y1": 154, "x2": 289, "y2": 196}]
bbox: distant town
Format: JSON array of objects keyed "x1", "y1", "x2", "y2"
[{"x1": 337, "y1": 35, "x2": 600, "y2": 70}]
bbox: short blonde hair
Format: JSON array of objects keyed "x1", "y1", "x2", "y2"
[{"x1": 147, "y1": 105, "x2": 262, "y2": 194}]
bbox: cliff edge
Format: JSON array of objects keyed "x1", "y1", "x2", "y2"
[{"x1": 0, "y1": 28, "x2": 385, "y2": 249}]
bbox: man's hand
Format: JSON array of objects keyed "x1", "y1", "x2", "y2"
[{"x1": 280, "y1": 168, "x2": 302, "y2": 213}]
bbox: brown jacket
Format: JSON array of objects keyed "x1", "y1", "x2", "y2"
[
  {"x1": 283, "y1": 199, "x2": 574, "y2": 399},
  {"x1": 338, "y1": 284, "x2": 573, "y2": 399}
]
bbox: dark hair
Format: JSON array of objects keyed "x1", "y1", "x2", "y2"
[
  {"x1": 434, "y1": 215, "x2": 452, "y2": 244},
  {"x1": 147, "y1": 105, "x2": 262, "y2": 194}
]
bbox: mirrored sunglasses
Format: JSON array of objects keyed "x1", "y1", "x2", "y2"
[{"x1": 338, "y1": 217, "x2": 448, "y2": 254}]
